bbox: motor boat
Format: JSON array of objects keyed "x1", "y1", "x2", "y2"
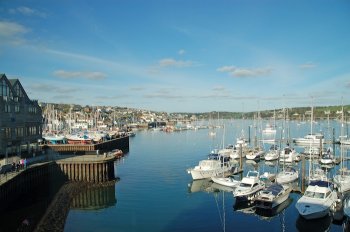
[
  {"x1": 233, "y1": 170, "x2": 265, "y2": 201},
  {"x1": 254, "y1": 183, "x2": 292, "y2": 210},
  {"x1": 187, "y1": 158, "x2": 233, "y2": 180},
  {"x1": 293, "y1": 133, "x2": 324, "y2": 146},
  {"x1": 295, "y1": 180, "x2": 337, "y2": 220}
]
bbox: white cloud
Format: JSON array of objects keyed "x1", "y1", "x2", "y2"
[
  {"x1": 217, "y1": 65, "x2": 272, "y2": 77},
  {"x1": 9, "y1": 6, "x2": 46, "y2": 17},
  {"x1": 158, "y1": 58, "x2": 194, "y2": 68},
  {"x1": 178, "y1": 49, "x2": 186, "y2": 55},
  {"x1": 53, "y1": 70, "x2": 107, "y2": 80},
  {"x1": 299, "y1": 62, "x2": 316, "y2": 69},
  {"x1": 217, "y1": 66, "x2": 235, "y2": 72},
  {"x1": 0, "y1": 21, "x2": 28, "y2": 45}
]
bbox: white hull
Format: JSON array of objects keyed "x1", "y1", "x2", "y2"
[
  {"x1": 298, "y1": 207, "x2": 329, "y2": 220},
  {"x1": 189, "y1": 166, "x2": 231, "y2": 180},
  {"x1": 234, "y1": 185, "x2": 264, "y2": 201},
  {"x1": 295, "y1": 181, "x2": 337, "y2": 220},
  {"x1": 211, "y1": 176, "x2": 240, "y2": 188},
  {"x1": 344, "y1": 197, "x2": 350, "y2": 218},
  {"x1": 333, "y1": 174, "x2": 350, "y2": 193},
  {"x1": 264, "y1": 151, "x2": 279, "y2": 161},
  {"x1": 255, "y1": 185, "x2": 291, "y2": 209}
]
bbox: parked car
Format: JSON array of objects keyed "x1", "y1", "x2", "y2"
[{"x1": 0, "y1": 164, "x2": 13, "y2": 174}]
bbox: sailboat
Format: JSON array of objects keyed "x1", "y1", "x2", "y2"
[
  {"x1": 264, "y1": 144, "x2": 280, "y2": 161},
  {"x1": 333, "y1": 105, "x2": 350, "y2": 193},
  {"x1": 276, "y1": 108, "x2": 299, "y2": 184}
]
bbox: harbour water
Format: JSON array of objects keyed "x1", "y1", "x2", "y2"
[{"x1": 63, "y1": 119, "x2": 349, "y2": 232}]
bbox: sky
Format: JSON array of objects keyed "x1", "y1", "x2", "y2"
[{"x1": 1, "y1": 0, "x2": 350, "y2": 113}]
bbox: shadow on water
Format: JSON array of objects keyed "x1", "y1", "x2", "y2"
[
  {"x1": 296, "y1": 215, "x2": 332, "y2": 232},
  {"x1": 0, "y1": 174, "x2": 65, "y2": 232}
]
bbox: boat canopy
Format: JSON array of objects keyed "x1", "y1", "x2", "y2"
[
  {"x1": 266, "y1": 184, "x2": 284, "y2": 196},
  {"x1": 309, "y1": 180, "x2": 332, "y2": 188}
]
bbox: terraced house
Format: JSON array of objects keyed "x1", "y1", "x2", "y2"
[{"x1": 0, "y1": 74, "x2": 42, "y2": 162}]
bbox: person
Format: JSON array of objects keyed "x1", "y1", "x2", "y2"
[{"x1": 24, "y1": 158, "x2": 27, "y2": 169}]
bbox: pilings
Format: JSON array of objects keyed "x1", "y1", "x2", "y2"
[{"x1": 56, "y1": 155, "x2": 116, "y2": 183}]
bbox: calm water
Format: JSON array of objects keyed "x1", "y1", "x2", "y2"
[{"x1": 64, "y1": 120, "x2": 350, "y2": 232}]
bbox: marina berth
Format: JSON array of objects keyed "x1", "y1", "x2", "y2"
[
  {"x1": 295, "y1": 180, "x2": 337, "y2": 220},
  {"x1": 254, "y1": 183, "x2": 292, "y2": 210}
]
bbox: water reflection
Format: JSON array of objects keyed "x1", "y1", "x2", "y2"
[
  {"x1": 255, "y1": 198, "x2": 293, "y2": 219},
  {"x1": 187, "y1": 179, "x2": 213, "y2": 193},
  {"x1": 296, "y1": 215, "x2": 332, "y2": 232},
  {"x1": 71, "y1": 184, "x2": 117, "y2": 211}
]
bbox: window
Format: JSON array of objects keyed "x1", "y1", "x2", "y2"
[
  {"x1": 4, "y1": 104, "x2": 11, "y2": 113},
  {"x1": 15, "y1": 105, "x2": 20, "y2": 113},
  {"x1": 4, "y1": 128, "x2": 11, "y2": 138}
]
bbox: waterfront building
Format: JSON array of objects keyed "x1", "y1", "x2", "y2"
[{"x1": 0, "y1": 74, "x2": 42, "y2": 163}]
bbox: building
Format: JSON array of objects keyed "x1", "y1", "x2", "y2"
[{"x1": 0, "y1": 74, "x2": 42, "y2": 162}]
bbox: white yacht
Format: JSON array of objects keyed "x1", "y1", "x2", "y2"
[
  {"x1": 254, "y1": 183, "x2": 292, "y2": 210},
  {"x1": 295, "y1": 180, "x2": 337, "y2": 220},
  {"x1": 262, "y1": 123, "x2": 276, "y2": 135},
  {"x1": 187, "y1": 159, "x2": 233, "y2": 180},
  {"x1": 293, "y1": 133, "x2": 324, "y2": 146},
  {"x1": 276, "y1": 167, "x2": 299, "y2": 184},
  {"x1": 233, "y1": 171, "x2": 265, "y2": 201}
]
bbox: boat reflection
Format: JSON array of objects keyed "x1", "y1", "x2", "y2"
[
  {"x1": 233, "y1": 200, "x2": 256, "y2": 215},
  {"x1": 187, "y1": 179, "x2": 212, "y2": 193},
  {"x1": 210, "y1": 182, "x2": 235, "y2": 193},
  {"x1": 295, "y1": 215, "x2": 332, "y2": 232},
  {"x1": 255, "y1": 197, "x2": 293, "y2": 219}
]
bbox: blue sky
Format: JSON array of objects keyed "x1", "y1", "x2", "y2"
[{"x1": 1, "y1": 0, "x2": 349, "y2": 112}]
